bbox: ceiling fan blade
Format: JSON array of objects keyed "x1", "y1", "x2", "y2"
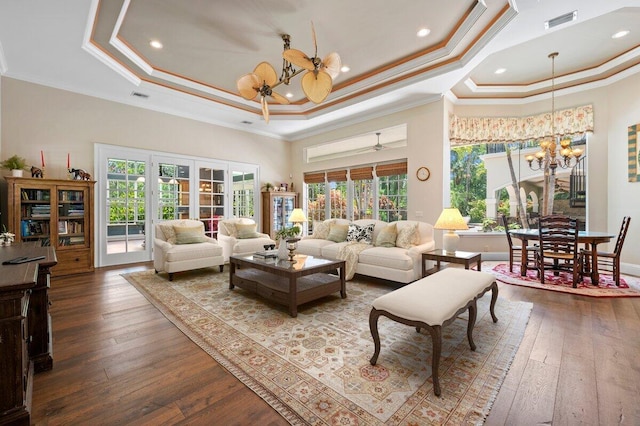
[
  {"x1": 270, "y1": 91, "x2": 290, "y2": 105},
  {"x1": 283, "y1": 49, "x2": 315, "y2": 71},
  {"x1": 236, "y1": 73, "x2": 260, "y2": 100},
  {"x1": 253, "y1": 61, "x2": 278, "y2": 86},
  {"x1": 322, "y1": 52, "x2": 341, "y2": 80},
  {"x1": 261, "y1": 96, "x2": 270, "y2": 124},
  {"x1": 301, "y1": 70, "x2": 333, "y2": 104}
]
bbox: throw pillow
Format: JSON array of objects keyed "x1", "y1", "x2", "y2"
[
  {"x1": 311, "y1": 220, "x2": 332, "y2": 239},
  {"x1": 375, "y1": 223, "x2": 397, "y2": 247},
  {"x1": 347, "y1": 223, "x2": 375, "y2": 244},
  {"x1": 174, "y1": 225, "x2": 207, "y2": 244},
  {"x1": 396, "y1": 223, "x2": 419, "y2": 249},
  {"x1": 158, "y1": 223, "x2": 178, "y2": 244},
  {"x1": 221, "y1": 221, "x2": 238, "y2": 237},
  {"x1": 236, "y1": 223, "x2": 260, "y2": 239},
  {"x1": 326, "y1": 223, "x2": 349, "y2": 243}
]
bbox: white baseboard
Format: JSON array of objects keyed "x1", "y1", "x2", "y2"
[{"x1": 621, "y1": 262, "x2": 640, "y2": 278}]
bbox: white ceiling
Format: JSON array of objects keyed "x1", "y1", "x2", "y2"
[{"x1": 1, "y1": 0, "x2": 639, "y2": 141}]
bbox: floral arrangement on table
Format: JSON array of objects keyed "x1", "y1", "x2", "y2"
[
  {"x1": 275, "y1": 225, "x2": 300, "y2": 241},
  {"x1": 0, "y1": 225, "x2": 15, "y2": 245}
]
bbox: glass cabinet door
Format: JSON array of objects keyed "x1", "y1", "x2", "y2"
[
  {"x1": 19, "y1": 187, "x2": 52, "y2": 246},
  {"x1": 198, "y1": 166, "x2": 226, "y2": 238},
  {"x1": 57, "y1": 188, "x2": 88, "y2": 247}
]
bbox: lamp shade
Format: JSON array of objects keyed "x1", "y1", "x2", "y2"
[
  {"x1": 433, "y1": 208, "x2": 468, "y2": 231},
  {"x1": 433, "y1": 208, "x2": 468, "y2": 254},
  {"x1": 288, "y1": 208, "x2": 307, "y2": 224}
]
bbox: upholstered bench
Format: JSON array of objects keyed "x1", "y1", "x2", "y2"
[{"x1": 369, "y1": 268, "x2": 498, "y2": 396}]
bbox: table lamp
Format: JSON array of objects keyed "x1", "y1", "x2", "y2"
[
  {"x1": 288, "y1": 208, "x2": 308, "y2": 236},
  {"x1": 433, "y1": 208, "x2": 468, "y2": 254}
]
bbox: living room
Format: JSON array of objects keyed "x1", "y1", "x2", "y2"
[{"x1": 1, "y1": 1, "x2": 640, "y2": 424}]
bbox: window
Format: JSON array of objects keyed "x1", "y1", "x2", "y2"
[{"x1": 304, "y1": 161, "x2": 407, "y2": 223}]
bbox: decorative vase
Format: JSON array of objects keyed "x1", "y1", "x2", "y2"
[
  {"x1": 11, "y1": 169, "x2": 23, "y2": 177},
  {"x1": 277, "y1": 239, "x2": 289, "y2": 260}
]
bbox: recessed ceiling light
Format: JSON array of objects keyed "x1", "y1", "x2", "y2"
[
  {"x1": 340, "y1": 65, "x2": 350, "y2": 73},
  {"x1": 494, "y1": 68, "x2": 506, "y2": 74},
  {"x1": 285, "y1": 92, "x2": 293, "y2": 98},
  {"x1": 612, "y1": 30, "x2": 630, "y2": 39},
  {"x1": 149, "y1": 40, "x2": 163, "y2": 49},
  {"x1": 417, "y1": 28, "x2": 430, "y2": 37}
]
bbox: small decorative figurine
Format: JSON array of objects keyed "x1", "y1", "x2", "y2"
[
  {"x1": 31, "y1": 166, "x2": 44, "y2": 178},
  {"x1": 69, "y1": 168, "x2": 92, "y2": 181}
]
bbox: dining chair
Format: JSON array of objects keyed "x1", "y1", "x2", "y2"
[
  {"x1": 500, "y1": 214, "x2": 536, "y2": 273},
  {"x1": 582, "y1": 216, "x2": 631, "y2": 286},
  {"x1": 536, "y1": 215, "x2": 582, "y2": 288}
]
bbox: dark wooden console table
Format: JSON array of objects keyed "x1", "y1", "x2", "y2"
[{"x1": 0, "y1": 244, "x2": 57, "y2": 425}]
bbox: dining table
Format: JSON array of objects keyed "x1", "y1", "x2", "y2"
[{"x1": 508, "y1": 229, "x2": 615, "y2": 285}]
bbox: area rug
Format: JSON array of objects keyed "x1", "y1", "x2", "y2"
[
  {"x1": 123, "y1": 269, "x2": 531, "y2": 425},
  {"x1": 489, "y1": 263, "x2": 640, "y2": 298}
]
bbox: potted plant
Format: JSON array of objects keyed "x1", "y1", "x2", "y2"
[
  {"x1": 1, "y1": 155, "x2": 28, "y2": 177},
  {"x1": 0, "y1": 225, "x2": 15, "y2": 245},
  {"x1": 275, "y1": 225, "x2": 300, "y2": 260},
  {"x1": 261, "y1": 182, "x2": 275, "y2": 192}
]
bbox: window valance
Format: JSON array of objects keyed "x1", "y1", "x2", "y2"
[
  {"x1": 327, "y1": 169, "x2": 348, "y2": 182},
  {"x1": 449, "y1": 104, "x2": 594, "y2": 146}
]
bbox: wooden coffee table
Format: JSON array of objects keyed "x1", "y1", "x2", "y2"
[
  {"x1": 229, "y1": 254, "x2": 346, "y2": 317},
  {"x1": 422, "y1": 249, "x2": 482, "y2": 276}
]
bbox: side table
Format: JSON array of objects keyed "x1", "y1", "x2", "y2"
[{"x1": 422, "y1": 249, "x2": 482, "y2": 276}]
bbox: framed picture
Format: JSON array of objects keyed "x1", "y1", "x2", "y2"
[
  {"x1": 58, "y1": 220, "x2": 68, "y2": 235},
  {"x1": 629, "y1": 123, "x2": 639, "y2": 182}
]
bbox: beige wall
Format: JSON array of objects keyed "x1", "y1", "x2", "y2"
[
  {"x1": 290, "y1": 99, "x2": 446, "y2": 232},
  {"x1": 2, "y1": 72, "x2": 639, "y2": 271},
  {"x1": 0, "y1": 78, "x2": 289, "y2": 183}
]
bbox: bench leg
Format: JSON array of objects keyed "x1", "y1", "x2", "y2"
[
  {"x1": 467, "y1": 302, "x2": 477, "y2": 351},
  {"x1": 425, "y1": 325, "x2": 442, "y2": 396},
  {"x1": 489, "y1": 282, "x2": 499, "y2": 323},
  {"x1": 369, "y1": 309, "x2": 382, "y2": 365}
]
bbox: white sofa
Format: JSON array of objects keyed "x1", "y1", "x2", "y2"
[
  {"x1": 217, "y1": 218, "x2": 276, "y2": 263},
  {"x1": 153, "y1": 219, "x2": 225, "y2": 281},
  {"x1": 296, "y1": 219, "x2": 435, "y2": 283}
]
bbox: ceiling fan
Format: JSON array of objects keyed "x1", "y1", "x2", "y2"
[
  {"x1": 236, "y1": 23, "x2": 340, "y2": 123},
  {"x1": 359, "y1": 132, "x2": 387, "y2": 152},
  {"x1": 282, "y1": 22, "x2": 341, "y2": 104}
]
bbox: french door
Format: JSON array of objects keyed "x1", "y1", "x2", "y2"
[{"x1": 96, "y1": 144, "x2": 261, "y2": 267}]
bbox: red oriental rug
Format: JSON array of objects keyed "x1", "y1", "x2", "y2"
[{"x1": 489, "y1": 263, "x2": 640, "y2": 297}]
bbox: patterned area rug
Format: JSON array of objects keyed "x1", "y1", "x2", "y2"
[
  {"x1": 490, "y1": 263, "x2": 640, "y2": 297},
  {"x1": 123, "y1": 269, "x2": 532, "y2": 425}
]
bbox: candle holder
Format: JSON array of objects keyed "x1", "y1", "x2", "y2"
[{"x1": 286, "y1": 238, "x2": 299, "y2": 262}]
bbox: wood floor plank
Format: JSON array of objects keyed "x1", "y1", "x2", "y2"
[{"x1": 29, "y1": 262, "x2": 640, "y2": 425}]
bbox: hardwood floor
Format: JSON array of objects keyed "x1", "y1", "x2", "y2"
[{"x1": 31, "y1": 263, "x2": 640, "y2": 425}]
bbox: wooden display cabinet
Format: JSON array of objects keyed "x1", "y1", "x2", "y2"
[
  {"x1": 6, "y1": 177, "x2": 95, "y2": 276},
  {"x1": 261, "y1": 191, "x2": 298, "y2": 239}
]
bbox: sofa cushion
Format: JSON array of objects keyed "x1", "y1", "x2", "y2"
[
  {"x1": 236, "y1": 223, "x2": 260, "y2": 239},
  {"x1": 310, "y1": 220, "x2": 332, "y2": 239},
  {"x1": 165, "y1": 242, "x2": 222, "y2": 262},
  {"x1": 375, "y1": 223, "x2": 397, "y2": 247},
  {"x1": 320, "y1": 241, "x2": 353, "y2": 259},
  {"x1": 233, "y1": 237, "x2": 273, "y2": 254},
  {"x1": 347, "y1": 223, "x2": 375, "y2": 243},
  {"x1": 327, "y1": 223, "x2": 349, "y2": 243},
  {"x1": 396, "y1": 223, "x2": 419, "y2": 248},
  {"x1": 296, "y1": 238, "x2": 335, "y2": 257},
  {"x1": 174, "y1": 225, "x2": 207, "y2": 244},
  {"x1": 358, "y1": 246, "x2": 413, "y2": 271}
]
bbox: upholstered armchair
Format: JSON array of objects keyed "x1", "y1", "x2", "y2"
[
  {"x1": 154, "y1": 219, "x2": 225, "y2": 281},
  {"x1": 217, "y1": 218, "x2": 276, "y2": 262}
]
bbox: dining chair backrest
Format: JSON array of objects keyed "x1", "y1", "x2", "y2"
[
  {"x1": 613, "y1": 216, "x2": 631, "y2": 255},
  {"x1": 500, "y1": 214, "x2": 514, "y2": 248},
  {"x1": 537, "y1": 214, "x2": 579, "y2": 255}
]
